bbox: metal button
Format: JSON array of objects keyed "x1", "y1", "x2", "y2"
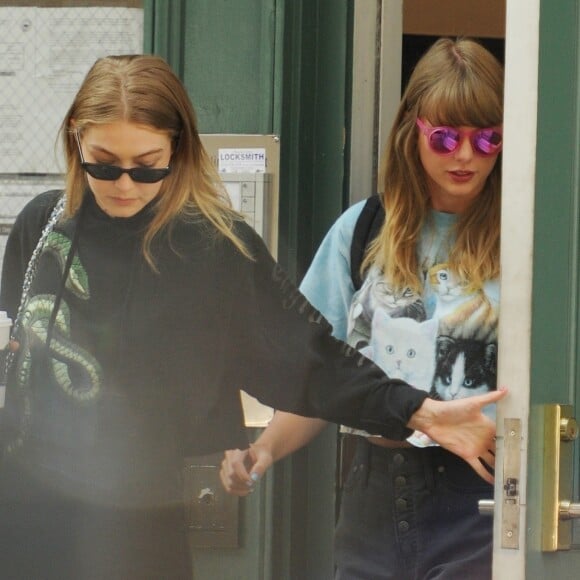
[
  {"x1": 398, "y1": 520, "x2": 410, "y2": 533},
  {"x1": 395, "y1": 498, "x2": 407, "y2": 511},
  {"x1": 437, "y1": 465, "x2": 445, "y2": 473},
  {"x1": 393, "y1": 453, "x2": 405, "y2": 465},
  {"x1": 394, "y1": 476, "x2": 407, "y2": 487}
]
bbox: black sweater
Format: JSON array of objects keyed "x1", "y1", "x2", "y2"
[{"x1": 0, "y1": 191, "x2": 427, "y2": 500}]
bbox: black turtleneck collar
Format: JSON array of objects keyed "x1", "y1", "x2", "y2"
[{"x1": 82, "y1": 189, "x2": 158, "y2": 231}]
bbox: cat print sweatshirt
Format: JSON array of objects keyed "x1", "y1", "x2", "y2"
[{"x1": 300, "y1": 197, "x2": 500, "y2": 438}]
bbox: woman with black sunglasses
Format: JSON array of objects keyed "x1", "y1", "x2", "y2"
[
  {"x1": 0, "y1": 52, "x2": 503, "y2": 579},
  {"x1": 221, "y1": 38, "x2": 504, "y2": 580}
]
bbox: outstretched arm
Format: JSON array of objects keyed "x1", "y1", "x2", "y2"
[
  {"x1": 220, "y1": 411, "x2": 328, "y2": 496},
  {"x1": 222, "y1": 387, "x2": 507, "y2": 495}
]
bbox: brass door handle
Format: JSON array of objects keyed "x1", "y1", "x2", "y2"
[
  {"x1": 559, "y1": 500, "x2": 580, "y2": 520},
  {"x1": 543, "y1": 405, "x2": 578, "y2": 550}
]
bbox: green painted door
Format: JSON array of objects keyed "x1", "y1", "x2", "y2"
[
  {"x1": 494, "y1": 0, "x2": 580, "y2": 577},
  {"x1": 526, "y1": 0, "x2": 580, "y2": 574}
]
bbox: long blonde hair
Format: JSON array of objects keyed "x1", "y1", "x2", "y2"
[
  {"x1": 364, "y1": 37, "x2": 503, "y2": 292},
  {"x1": 59, "y1": 54, "x2": 249, "y2": 266}
]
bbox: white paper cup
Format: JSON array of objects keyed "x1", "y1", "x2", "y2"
[
  {"x1": 0, "y1": 311, "x2": 12, "y2": 408},
  {"x1": 0, "y1": 311, "x2": 12, "y2": 349}
]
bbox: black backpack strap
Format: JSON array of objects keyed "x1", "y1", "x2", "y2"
[{"x1": 350, "y1": 194, "x2": 385, "y2": 291}]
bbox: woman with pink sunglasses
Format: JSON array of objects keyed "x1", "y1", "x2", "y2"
[{"x1": 222, "y1": 37, "x2": 503, "y2": 579}]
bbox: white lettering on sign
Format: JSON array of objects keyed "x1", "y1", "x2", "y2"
[{"x1": 218, "y1": 148, "x2": 266, "y2": 173}]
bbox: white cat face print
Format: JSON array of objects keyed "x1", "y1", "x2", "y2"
[{"x1": 362, "y1": 309, "x2": 438, "y2": 392}]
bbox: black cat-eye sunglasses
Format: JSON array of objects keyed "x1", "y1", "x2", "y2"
[{"x1": 74, "y1": 131, "x2": 171, "y2": 184}]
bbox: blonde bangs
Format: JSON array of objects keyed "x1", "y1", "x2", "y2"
[{"x1": 419, "y1": 76, "x2": 503, "y2": 129}]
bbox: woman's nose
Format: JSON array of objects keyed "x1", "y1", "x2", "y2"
[
  {"x1": 453, "y1": 136, "x2": 475, "y2": 161},
  {"x1": 114, "y1": 171, "x2": 135, "y2": 190}
]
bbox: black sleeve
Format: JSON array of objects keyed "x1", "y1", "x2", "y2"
[
  {"x1": 0, "y1": 191, "x2": 62, "y2": 319},
  {"x1": 228, "y1": 225, "x2": 429, "y2": 441}
]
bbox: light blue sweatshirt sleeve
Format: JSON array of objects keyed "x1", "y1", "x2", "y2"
[{"x1": 298, "y1": 200, "x2": 366, "y2": 341}]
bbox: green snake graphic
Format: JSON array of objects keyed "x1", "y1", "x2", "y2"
[
  {"x1": 6, "y1": 231, "x2": 103, "y2": 455},
  {"x1": 44, "y1": 231, "x2": 90, "y2": 300}
]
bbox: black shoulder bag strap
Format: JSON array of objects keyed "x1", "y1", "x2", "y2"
[
  {"x1": 349, "y1": 194, "x2": 385, "y2": 291},
  {"x1": 4, "y1": 195, "x2": 66, "y2": 376}
]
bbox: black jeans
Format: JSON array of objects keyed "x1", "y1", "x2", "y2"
[{"x1": 335, "y1": 437, "x2": 493, "y2": 580}]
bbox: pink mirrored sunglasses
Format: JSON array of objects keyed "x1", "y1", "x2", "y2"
[{"x1": 416, "y1": 118, "x2": 502, "y2": 156}]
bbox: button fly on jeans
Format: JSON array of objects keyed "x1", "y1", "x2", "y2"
[
  {"x1": 397, "y1": 520, "x2": 410, "y2": 533},
  {"x1": 393, "y1": 453, "x2": 405, "y2": 465}
]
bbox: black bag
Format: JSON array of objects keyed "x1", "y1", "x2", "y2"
[
  {"x1": 349, "y1": 194, "x2": 384, "y2": 291},
  {"x1": 1, "y1": 196, "x2": 66, "y2": 459},
  {"x1": 339, "y1": 194, "x2": 384, "y2": 489}
]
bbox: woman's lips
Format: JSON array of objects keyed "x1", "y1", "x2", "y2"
[
  {"x1": 111, "y1": 197, "x2": 135, "y2": 205},
  {"x1": 448, "y1": 170, "x2": 474, "y2": 183}
]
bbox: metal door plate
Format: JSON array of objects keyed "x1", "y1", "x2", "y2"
[{"x1": 502, "y1": 418, "x2": 521, "y2": 549}]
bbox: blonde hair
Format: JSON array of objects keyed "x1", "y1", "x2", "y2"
[
  {"x1": 59, "y1": 54, "x2": 249, "y2": 267},
  {"x1": 364, "y1": 37, "x2": 503, "y2": 292}
]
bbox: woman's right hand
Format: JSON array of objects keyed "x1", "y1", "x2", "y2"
[
  {"x1": 220, "y1": 412, "x2": 328, "y2": 496},
  {"x1": 408, "y1": 387, "x2": 508, "y2": 484},
  {"x1": 220, "y1": 443, "x2": 274, "y2": 496}
]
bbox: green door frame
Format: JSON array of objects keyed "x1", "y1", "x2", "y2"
[
  {"x1": 526, "y1": 0, "x2": 580, "y2": 573},
  {"x1": 144, "y1": 1, "x2": 352, "y2": 578},
  {"x1": 274, "y1": 3, "x2": 351, "y2": 577},
  {"x1": 278, "y1": 1, "x2": 350, "y2": 282},
  {"x1": 143, "y1": 0, "x2": 186, "y2": 75}
]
